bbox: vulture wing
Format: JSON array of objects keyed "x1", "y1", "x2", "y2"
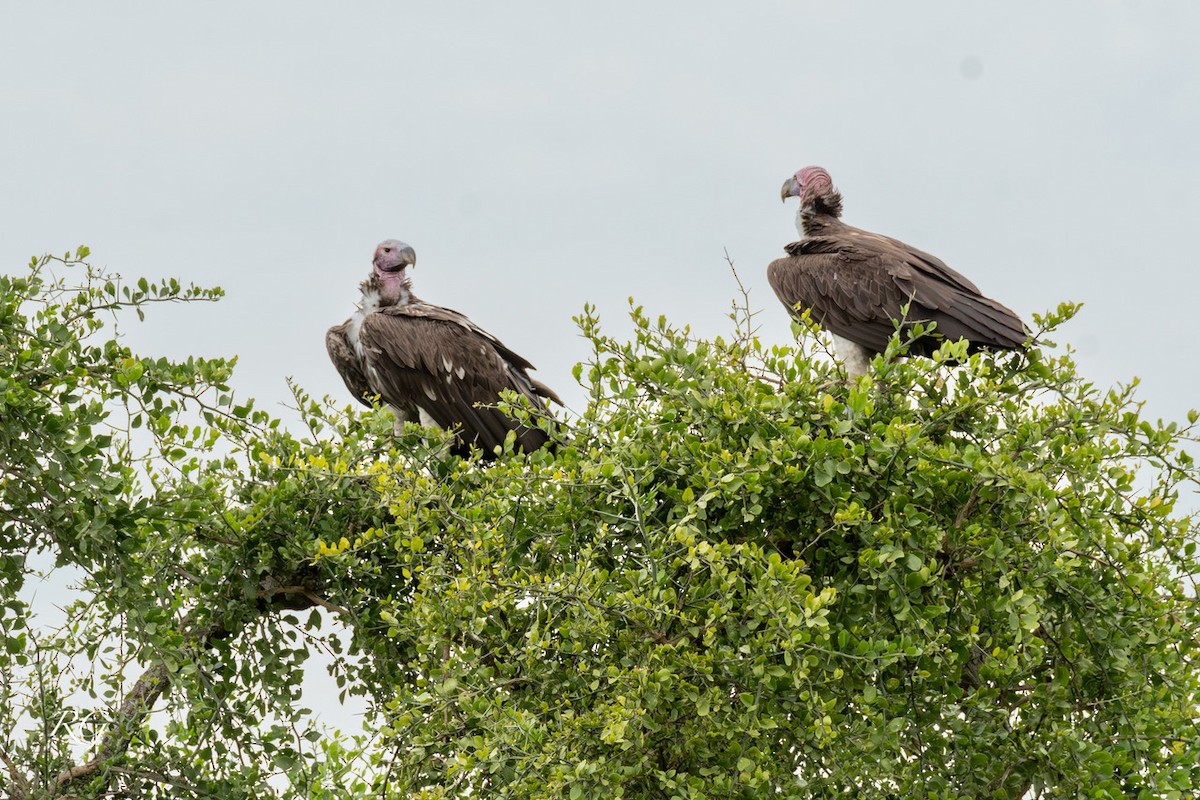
[
  {"x1": 358, "y1": 303, "x2": 559, "y2": 456},
  {"x1": 325, "y1": 321, "x2": 374, "y2": 407},
  {"x1": 768, "y1": 228, "x2": 1025, "y2": 356},
  {"x1": 768, "y1": 249, "x2": 903, "y2": 354}
]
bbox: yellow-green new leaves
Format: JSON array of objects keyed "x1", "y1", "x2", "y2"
[
  {"x1": 6, "y1": 254, "x2": 1199, "y2": 799},
  {"x1": 342, "y1": 301, "x2": 1200, "y2": 798}
]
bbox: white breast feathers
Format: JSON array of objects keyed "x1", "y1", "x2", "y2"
[{"x1": 347, "y1": 287, "x2": 381, "y2": 359}]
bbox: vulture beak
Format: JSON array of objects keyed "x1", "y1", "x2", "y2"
[
  {"x1": 781, "y1": 176, "x2": 801, "y2": 202},
  {"x1": 374, "y1": 242, "x2": 418, "y2": 273}
]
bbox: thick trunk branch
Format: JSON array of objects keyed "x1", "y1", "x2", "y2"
[
  {"x1": 47, "y1": 576, "x2": 335, "y2": 798},
  {"x1": 49, "y1": 619, "x2": 226, "y2": 797},
  {"x1": 1, "y1": 745, "x2": 31, "y2": 800}
]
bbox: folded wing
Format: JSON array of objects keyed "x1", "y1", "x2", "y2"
[
  {"x1": 356, "y1": 303, "x2": 560, "y2": 456},
  {"x1": 768, "y1": 229, "x2": 1025, "y2": 357}
]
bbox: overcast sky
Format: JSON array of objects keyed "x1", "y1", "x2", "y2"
[
  {"x1": 5, "y1": 1, "x2": 1199, "y2": 729},
  {"x1": 4, "y1": 3, "x2": 1198, "y2": 423}
]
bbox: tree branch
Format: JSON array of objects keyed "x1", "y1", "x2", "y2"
[
  {"x1": 257, "y1": 583, "x2": 349, "y2": 617},
  {"x1": 0, "y1": 744, "x2": 30, "y2": 800},
  {"x1": 49, "y1": 618, "x2": 226, "y2": 796},
  {"x1": 48, "y1": 572, "x2": 329, "y2": 798}
]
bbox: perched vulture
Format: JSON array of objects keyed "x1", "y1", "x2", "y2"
[
  {"x1": 326, "y1": 239, "x2": 560, "y2": 457},
  {"x1": 768, "y1": 166, "x2": 1026, "y2": 378}
]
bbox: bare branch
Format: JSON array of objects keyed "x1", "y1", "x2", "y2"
[
  {"x1": 47, "y1": 572, "x2": 332, "y2": 798},
  {"x1": 257, "y1": 584, "x2": 349, "y2": 617},
  {"x1": 0, "y1": 744, "x2": 30, "y2": 800},
  {"x1": 49, "y1": 618, "x2": 226, "y2": 796}
]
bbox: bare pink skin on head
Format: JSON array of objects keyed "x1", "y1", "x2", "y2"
[
  {"x1": 781, "y1": 165, "x2": 836, "y2": 205},
  {"x1": 371, "y1": 239, "x2": 416, "y2": 297},
  {"x1": 373, "y1": 239, "x2": 416, "y2": 275}
]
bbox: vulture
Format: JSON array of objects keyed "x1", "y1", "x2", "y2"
[
  {"x1": 326, "y1": 239, "x2": 560, "y2": 458},
  {"x1": 768, "y1": 166, "x2": 1026, "y2": 378}
]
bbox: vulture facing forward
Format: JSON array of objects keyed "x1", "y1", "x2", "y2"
[
  {"x1": 768, "y1": 166, "x2": 1026, "y2": 377},
  {"x1": 326, "y1": 240, "x2": 560, "y2": 458}
]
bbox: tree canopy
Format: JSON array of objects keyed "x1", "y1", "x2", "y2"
[{"x1": 2, "y1": 252, "x2": 1198, "y2": 799}]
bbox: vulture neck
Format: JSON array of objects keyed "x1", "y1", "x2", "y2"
[
  {"x1": 348, "y1": 273, "x2": 416, "y2": 360},
  {"x1": 359, "y1": 272, "x2": 416, "y2": 310},
  {"x1": 798, "y1": 192, "x2": 845, "y2": 237}
]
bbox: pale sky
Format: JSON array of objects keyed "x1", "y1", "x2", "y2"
[
  {"x1": 4, "y1": 3, "x2": 1198, "y2": 422},
  {"x1": 4, "y1": 1, "x2": 1199, "y2": 730}
]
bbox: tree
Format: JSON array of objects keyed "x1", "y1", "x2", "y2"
[{"x1": 2, "y1": 252, "x2": 1198, "y2": 799}]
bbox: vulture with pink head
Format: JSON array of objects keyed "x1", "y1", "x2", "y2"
[
  {"x1": 768, "y1": 166, "x2": 1026, "y2": 377},
  {"x1": 326, "y1": 239, "x2": 560, "y2": 458}
]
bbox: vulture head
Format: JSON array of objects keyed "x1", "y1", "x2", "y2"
[
  {"x1": 370, "y1": 239, "x2": 417, "y2": 304},
  {"x1": 781, "y1": 165, "x2": 843, "y2": 220}
]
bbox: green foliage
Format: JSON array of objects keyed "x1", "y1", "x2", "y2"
[
  {"x1": 338, "y1": 302, "x2": 1199, "y2": 798},
  {"x1": 2, "y1": 253, "x2": 1198, "y2": 799},
  {"x1": 0, "y1": 248, "x2": 224, "y2": 573},
  {"x1": 0, "y1": 253, "x2": 395, "y2": 798}
]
